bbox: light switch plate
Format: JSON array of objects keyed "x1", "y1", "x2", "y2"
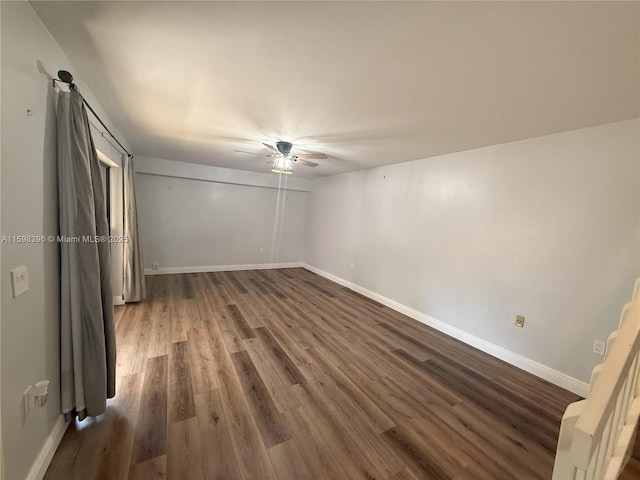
[{"x1": 10, "y1": 265, "x2": 29, "y2": 297}]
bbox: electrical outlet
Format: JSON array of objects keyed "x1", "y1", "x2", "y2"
[
  {"x1": 515, "y1": 315, "x2": 525, "y2": 327},
  {"x1": 23, "y1": 385, "x2": 33, "y2": 416},
  {"x1": 593, "y1": 339, "x2": 606, "y2": 356},
  {"x1": 151, "y1": 263, "x2": 159, "y2": 270}
]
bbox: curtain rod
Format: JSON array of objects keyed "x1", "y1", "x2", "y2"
[{"x1": 53, "y1": 70, "x2": 132, "y2": 158}]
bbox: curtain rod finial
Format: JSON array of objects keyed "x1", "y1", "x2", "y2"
[
  {"x1": 58, "y1": 70, "x2": 73, "y2": 83},
  {"x1": 57, "y1": 70, "x2": 76, "y2": 89}
]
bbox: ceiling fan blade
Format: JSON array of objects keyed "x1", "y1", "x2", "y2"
[
  {"x1": 234, "y1": 150, "x2": 274, "y2": 157},
  {"x1": 294, "y1": 158, "x2": 319, "y2": 167},
  {"x1": 293, "y1": 153, "x2": 327, "y2": 160},
  {"x1": 263, "y1": 143, "x2": 279, "y2": 154}
]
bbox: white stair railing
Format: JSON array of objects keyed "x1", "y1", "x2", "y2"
[{"x1": 553, "y1": 278, "x2": 640, "y2": 480}]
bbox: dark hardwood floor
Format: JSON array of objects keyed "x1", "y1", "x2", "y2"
[
  {"x1": 620, "y1": 427, "x2": 640, "y2": 479},
  {"x1": 45, "y1": 268, "x2": 582, "y2": 480}
]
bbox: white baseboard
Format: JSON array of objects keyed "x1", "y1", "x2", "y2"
[
  {"x1": 113, "y1": 295, "x2": 125, "y2": 306},
  {"x1": 302, "y1": 263, "x2": 589, "y2": 397},
  {"x1": 26, "y1": 415, "x2": 69, "y2": 480},
  {"x1": 144, "y1": 262, "x2": 303, "y2": 276}
]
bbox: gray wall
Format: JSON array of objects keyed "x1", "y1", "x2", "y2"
[
  {"x1": 135, "y1": 157, "x2": 308, "y2": 270},
  {"x1": 305, "y1": 119, "x2": 640, "y2": 384},
  {"x1": 0, "y1": 3, "x2": 130, "y2": 478}
]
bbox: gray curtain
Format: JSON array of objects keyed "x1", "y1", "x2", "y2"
[
  {"x1": 57, "y1": 89, "x2": 116, "y2": 420},
  {"x1": 123, "y1": 155, "x2": 146, "y2": 302}
]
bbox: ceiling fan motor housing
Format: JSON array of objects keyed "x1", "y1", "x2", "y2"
[{"x1": 276, "y1": 141, "x2": 293, "y2": 156}]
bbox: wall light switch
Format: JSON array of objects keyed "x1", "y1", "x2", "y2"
[{"x1": 10, "y1": 265, "x2": 29, "y2": 297}]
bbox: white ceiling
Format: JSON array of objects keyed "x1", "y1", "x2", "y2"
[{"x1": 32, "y1": 1, "x2": 639, "y2": 178}]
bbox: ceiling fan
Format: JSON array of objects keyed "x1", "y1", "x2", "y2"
[{"x1": 235, "y1": 141, "x2": 327, "y2": 173}]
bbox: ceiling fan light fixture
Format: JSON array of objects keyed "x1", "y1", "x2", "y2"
[{"x1": 271, "y1": 155, "x2": 293, "y2": 174}]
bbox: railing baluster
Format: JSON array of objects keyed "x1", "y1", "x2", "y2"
[
  {"x1": 607, "y1": 393, "x2": 623, "y2": 460},
  {"x1": 593, "y1": 412, "x2": 612, "y2": 478},
  {"x1": 619, "y1": 377, "x2": 631, "y2": 431},
  {"x1": 586, "y1": 455, "x2": 596, "y2": 480},
  {"x1": 629, "y1": 354, "x2": 639, "y2": 397}
]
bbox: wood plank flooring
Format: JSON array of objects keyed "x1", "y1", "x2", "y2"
[
  {"x1": 620, "y1": 426, "x2": 640, "y2": 479},
  {"x1": 45, "y1": 268, "x2": 581, "y2": 480}
]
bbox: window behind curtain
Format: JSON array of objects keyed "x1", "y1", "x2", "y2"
[{"x1": 99, "y1": 161, "x2": 111, "y2": 234}]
